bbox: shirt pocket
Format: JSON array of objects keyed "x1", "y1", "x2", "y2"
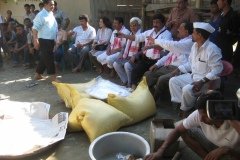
[{"x1": 196, "y1": 59, "x2": 208, "y2": 74}]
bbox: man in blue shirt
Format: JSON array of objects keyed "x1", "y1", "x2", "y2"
[{"x1": 32, "y1": 0, "x2": 59, "y2": 82}]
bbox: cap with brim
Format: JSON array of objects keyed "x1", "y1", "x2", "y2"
[{"x1": 193, "y1": 22, "x2": 215, "y2": 33}]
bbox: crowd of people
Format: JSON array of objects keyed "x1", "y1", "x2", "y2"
[{"x1": 0, "y1": 0, "x2": 240, "y2": 159}]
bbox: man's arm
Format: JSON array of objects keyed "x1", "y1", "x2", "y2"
[
  {"x1": 144, "y1": 123, "x2": 187, "y2": 160},
  {"x1": 32, "y1": 29, "x2": 39, "y2": 50}
]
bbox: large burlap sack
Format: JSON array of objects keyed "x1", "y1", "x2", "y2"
[
  {"x1": 108, "y1": 77, "x2": 156, "y2": 125},
  {"x1": 52, "y1": 82, "x2": 90, "y2": 109},
  {"x1": 68, "y1": 98, "x2": 132, "y2": 142}
]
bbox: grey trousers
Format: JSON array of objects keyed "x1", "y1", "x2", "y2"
[{"x1": 144, "y1": 65, "x2": 177, "y2": 99}]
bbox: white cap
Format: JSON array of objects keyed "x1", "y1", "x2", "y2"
[{"x1": 193, "y1": 22, "x2": 215, "y2": 33}]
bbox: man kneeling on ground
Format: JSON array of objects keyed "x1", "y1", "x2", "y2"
[{"x1": 144, "y1": 90, "x2": 240, "y2": 160}]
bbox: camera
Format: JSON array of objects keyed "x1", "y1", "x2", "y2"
[{"x1": 207, "y1": 100, "x2": 240, "y2": 120}]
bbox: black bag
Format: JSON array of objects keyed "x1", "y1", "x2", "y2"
[{"x1": 94, "y1": 44, "x2": 108, "y2": 51}]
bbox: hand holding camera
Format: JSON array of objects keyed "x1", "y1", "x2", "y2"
[{"x1": 207, "y1": 100, "x2": 240, "y2": 120}]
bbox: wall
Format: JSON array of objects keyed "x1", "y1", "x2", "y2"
[{"x1": 0, "y1": 0, "x2": 91, "y2": 29}]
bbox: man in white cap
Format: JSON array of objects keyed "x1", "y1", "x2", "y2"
[{"x1": 168, "y1": 22, "x2": 223, "y2": 117}]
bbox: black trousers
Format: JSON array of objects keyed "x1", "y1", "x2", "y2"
[
  {"x1": 131, "y1": 56, "x2": 157, "y2": 85},
  {"x1": 36, "y1": 38, "x2": 55, "y2": 75}
]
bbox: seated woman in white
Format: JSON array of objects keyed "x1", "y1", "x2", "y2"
[{"x1": 89, "y1": 17, "x2": 112, "y2": 74}]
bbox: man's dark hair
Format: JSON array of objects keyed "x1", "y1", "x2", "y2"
[
  {"x1": 30, "y1": 4, "x2": 35, "y2": 8},
  {"x1": 79, "y1": 14, "x2": 89, "y2": 22},
  {"x1": 195, "y1": 28, "x2": 211, "y2": 40},
  {"x1": 54, "y1": 0, "x2": 57, "y2": 6},
  {"x1": 183, "y1": 22, "x2": 193, "y2": 34},
  {"x1": 42, "y1": 0, "x2": 52, "y2": 5},
  {"x1": 114, "y1": 17, "x2": 124, "y2": 25},
  {"x1": 24, "y1": 4, "x2": 30, "y2": 8},
  {"x1": 39, "y1": 2, "x2": 44, "y2": 7},
  {"x1": 210, "y1": 0, "x2": 218, "y2": 5},
  {"x1": 195, "y1": 91, "x2": 224, "y2": 110},
  {"x1": 24, "y1": 18, "x2": 31, "y2": 23},
  {"x1": 227, "y1": 0, "x2": 232, "y2": 5},
  {"x1": 16, "y1": 23, "x2": 24, "y2": 29},
  {"x1": 152, "y1": 13, "x2": 166, "y2": 24}
]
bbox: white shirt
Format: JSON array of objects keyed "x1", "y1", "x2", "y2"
[
  {"x1": 183, "y1": 111, "x2": 240, "y2": 152},
  {"x1": 24, "y1": 12, "x2": 35, "y2": 22},
  {"x1": 73, "y1": 25, "x2": 96, "y2": 46},
  {"x1": 94, "y1": 27, "x2": 112, "y2": 44},
  {"x1": 155, "y1": 35, "x2": 193, "y2": 67},
  {"x1": 135, "y1": 26, "x2": 172, "y2": 59},
  {"x1": 33, "y1": 8, "x2": 58, "y2": 40},
  {"x1": 109, "y1": 26, "x2": 130, "y2": 49},
  {"x1": 178, "y1": 40, "x2": 223, "y2": 81}
]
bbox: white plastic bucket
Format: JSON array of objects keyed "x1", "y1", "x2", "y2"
[{"x1": 89, "y1": 132, "x2": 150, "y2": 160}]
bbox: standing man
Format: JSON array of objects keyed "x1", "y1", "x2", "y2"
[
  {"x1": 166, "y1": 0, "x2": 197, "y2": 39},
  {"x1": 53, "y1": 1, "x2": 70, "y2": 30},
  {"x1": 169, "y1": 22, "x2": 223, "y2": 117},
  {"x1": 215, "y1": 0, "x2": 239, "y2": 62},
  {"x1": 32, "y1": 0, "x2": 59, "y2": 82},
  {"x1": 23, "y1": 4, "x2": 35, "y2": 22}
]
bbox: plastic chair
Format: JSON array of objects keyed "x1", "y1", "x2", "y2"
[{"x1": 220, "y1": 60, "x2": 233, "y2": 76}]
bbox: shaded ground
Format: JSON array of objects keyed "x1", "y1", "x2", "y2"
[{"x1": 0, "y1": 58, "x2": 239, "y2": 160}]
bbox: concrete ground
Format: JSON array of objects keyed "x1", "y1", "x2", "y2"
[{"x1": 0, "y1": 59, "x2": 239, "y2": 160}]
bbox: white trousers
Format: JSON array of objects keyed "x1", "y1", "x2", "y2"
[
  {"x1": 113, "y1": 61, "x2": 133, "y2": 87},
  {"x1": 97, "y1": 51, "x2": 121, "y2": 68},
  {"x1": 169, "y1": 73, "x2": 220, "y2": 111}
]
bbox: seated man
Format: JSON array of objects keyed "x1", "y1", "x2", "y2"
[
  {"x1": 113, "y1": 17, "x2": 142, "y2": 87},
  {"x1": 119, "y1": 13, "x2": 172, "y2": 89},
  {"x1": 97, "y1": 17, "x2": 130, "y2": 76},
  {"x1": 53, "y1": 18, "x2": 67, "y2": 72},
  {"x1": 12, "y1": 24, "x2": 29, "y2": 67},
  {"x1": 169, "y1": 22, "x2": 223, "y2": 117},
  {"x1": 144, "y1": 91, "x2": 240, "y2": 160},
  {"x1": 144, "y1": 22, "x2": 194, "y2": 101},
  {"x1": 68, "y1": 14, "x2": 96, "y2": 72}
]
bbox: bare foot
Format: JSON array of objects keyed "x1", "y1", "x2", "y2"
[
  {"x1": 72, "y1": 67, "x2": 80, "y2": 73},
  {"x1": 34, "y1": 73, "x2": 43, "y2": 80},
  {"x1": 50, "y1": 75, "x2": 61, "y2": 82},
  {"x1": 131, "y1": 84, "x2": 137, "y2": 90},
  {"x1": 52, "y1": 78, "x2": 61, "y2": 83}
]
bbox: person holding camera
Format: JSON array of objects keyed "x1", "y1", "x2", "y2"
[{"x1": 144, "y1": 90, "x2": 240, "y2": 160}]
